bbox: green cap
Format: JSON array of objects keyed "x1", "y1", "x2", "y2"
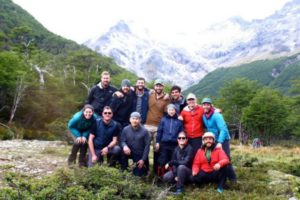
[{"x1": 201, "y1": 97, "x2": 212, "y2": 104}]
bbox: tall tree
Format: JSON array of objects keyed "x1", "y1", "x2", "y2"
[
  {"x1": 217, "y1": 78, "x2": 260, "y2": 144},
  {"x1": 242, "y1": 88, "x2": 289, "y2": 144}
]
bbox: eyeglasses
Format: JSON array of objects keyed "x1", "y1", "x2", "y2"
[
  {"x1": 103, "y1": 112, "x2": 112, "y2": 115},
  {"x1": 187, "y1": 99, "x2": 195, "y2": 101},
  {"x1": 177, "y1": 137, "x2": 186, "y2": 140}
]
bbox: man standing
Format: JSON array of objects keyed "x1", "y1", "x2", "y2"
[
  {"x1": 192, "y1": 132, "x2": 230, "y2": 193},
  {"x1": 120, "y1": 112, "x2": 150, "y2": 176},
  {"x1": 201, "y1": 97, "x2": 237, "y2": 181},
  {"x1": 110, "y1": 79, "x2": 134, "y2": 129},
  {"x1": 145, "y1": 79, "x2": 170, "y2": 174},
  {"x1": 179, "y1": 93, "x2": 204, "y2": 153},
  {"x1": 86, "y1": 71, "x2": 117, "y2": 115},
  {"x1": 170, "y1": 85, "x2": 187, "y2": 114},
  {"x1": 88, "y1": 106, "x2": 121, "y2": 167},
  {"x1": 132, "y1": 77, "x2": 149, "y2": 124}
]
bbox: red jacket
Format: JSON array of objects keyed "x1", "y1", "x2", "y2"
[
  {"x1": 192, "y1": 145, "x2": 229, "y2": 174},
  {"x1": 180, "y1": 105, "x2": 204, "y2": 138}
]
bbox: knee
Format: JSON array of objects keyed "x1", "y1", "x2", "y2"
[
  {"x1": 112, "y1": 146, "x2": 121, "y2": 155},
  {"x1": 177, "y1": 165, "x2": 186, "y2": 171}
]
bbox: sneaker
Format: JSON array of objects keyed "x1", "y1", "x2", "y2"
[
  {"x1": 217, "y1": 187, "x2": 223, "y2": 193},
  {"x1": 173, "y1": 188, "x2": 183, "y2": 195}
]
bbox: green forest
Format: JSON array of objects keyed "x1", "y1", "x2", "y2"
[{"x1": 0, "y1": 0, "x2": 136, "y2": 140}]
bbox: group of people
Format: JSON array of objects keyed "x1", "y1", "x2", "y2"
[{"x1": 67, "y1": 71, "x2": 237, "y2": 194}]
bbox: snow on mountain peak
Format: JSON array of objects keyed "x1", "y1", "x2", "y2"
[{"x1": 84, "y1": 1, "x2": 300, "y2": 89}]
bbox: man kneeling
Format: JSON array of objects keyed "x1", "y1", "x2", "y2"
[
  {"x1": 191, "y1": 132, "x2": 229, "y2": 193},
  {"x1": 120, "y1": 112, "x2": 150, "y2": 176},
  {"x1": 88, "y1": 106, "x2": 121, "y2": 167}
]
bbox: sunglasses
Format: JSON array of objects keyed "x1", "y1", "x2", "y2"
[
  {"x1": 103, "y1": 112, "x2": 112, "y2": 115},
  {"x1": 177, "y1": 137, "x2": 187, "y2": 140}
]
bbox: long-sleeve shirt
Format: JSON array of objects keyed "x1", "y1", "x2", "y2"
[{"x1": 120, "y1": 125, "x2": 150, "y2": 161}]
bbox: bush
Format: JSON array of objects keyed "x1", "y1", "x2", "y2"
[{"x1": 1, "y1": 166, "x2": 160, "y2": 199}]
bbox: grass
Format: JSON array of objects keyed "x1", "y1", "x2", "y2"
[{"x1": 1, "y1": 141, "x2": 300, "y2": 199}]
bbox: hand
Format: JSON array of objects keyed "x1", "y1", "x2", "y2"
[
  {"x1": 178, "y1": 116, "x2": 183, "y2": 121},
  {"x1": 175, "y1": 176, "x2": 178, "y2": 181},
  {"x1": 123, "y1": 146, "x2": 131, "y2": 155},
  {"x1": 81, "y1": 137, "x2": 87, "y2": 144},
  {"x1": 192, "y1": 171, "x2": 197, "y2": 176},
  {"x1": 216, "y1": 143, "x2": 222, "y2": 149},
  {"x1": 163, "y1": 93, "x2": 170, "y2": 100},
  {"x1": 92, "y1": 154, "x2": 98, "y2": 163},
  {"x1": 114, "y1": 91, "x2": 124, "y2": 98},
  {"x1": 165, "y1": 163, "x2": 169, "y2": 170},
  {"x1": 155, "y1": 143, "x2": 160, "y2": 152},
  {"x1": 75, "y1": 137, "x2": 82, "y2": 144},
  {"x1": 137, "y1": 160, "x2": 144, "y2": 168},
  {"x1": 101, "y1": 147, "x2": 109, "y2": 156},
  {"x1": 214, "y1": 163, "x2": 221, "y2": 171}
]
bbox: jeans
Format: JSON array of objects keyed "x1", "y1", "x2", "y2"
[
  {"x1": 163, "y1": 165, "x2": 192, "y2": 189},
  {"x1": 88, "y1": 145, "x2": 121, "y2": 167},
  {"x1": 191, "y1": 166, "x2": 227, "y2": 188}
]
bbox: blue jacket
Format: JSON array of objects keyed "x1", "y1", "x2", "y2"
[
  {"x1": 202, "y1": 111, "x2": 230, "y2": 143},
  {"x1": 156, "y1": 114, "x2": 183, "y2": 143},
  {"x1": 132, "y1": 88, "x2": 149, "y2": 124},
  {"x1": 68, "y1": 111, "x2": 98, "y2": 139},
  {"x1": 91, "y1": 118, "x2": 121, "y2": 150}
]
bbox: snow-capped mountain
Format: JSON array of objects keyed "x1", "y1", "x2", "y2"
[{"x1": 84, "y1": 0, "x2": 300, "y2": 89}]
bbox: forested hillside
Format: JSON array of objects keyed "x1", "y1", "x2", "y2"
[
  {"x1": 185, "y1": 54, "x2": 300, "y2": 98},
  {"x1": 0, "y1": 0, "x2": 137, "y2": 140}
]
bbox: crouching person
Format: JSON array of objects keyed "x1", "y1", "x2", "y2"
[
  {"x1": 191, "y1": 132, "x2": 229, "y2": 193},
  {"x1": 67, "y1": 104, "x2": 98, "y2": 167},
  {"x1": 120, "y1": 112, "x2": 150, "y2": 176},
  {"x1": 88, "y1": 106, "x2": 121, "y2": 167},
  {"x1": 163, "y1": 131, "x2": 193, "y2": 195}
]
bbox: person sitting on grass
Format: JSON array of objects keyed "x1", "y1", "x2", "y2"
[
  {"x1": 67, "y1": 104, "x2": 98, "y2": 167},
  {"x1": 120, "y1": 112, "x2": 150, "y2": 177},
  {"x1": 156, "y1": 104, "x2": 183, "y2": 177},
  {"x1": 163, "y1": 131, "x2": 194, "y2": 195},
  {"x1": 191, "y1": 132, "x2": 230, "y2": 193}
]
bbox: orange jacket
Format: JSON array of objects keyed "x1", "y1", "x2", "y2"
[
  {"x1": 192, "y1": 145, "x2": 230, "y2": 174},
  {"x1": 180, "y1": 105, "x2": 204, "y2": 138}
]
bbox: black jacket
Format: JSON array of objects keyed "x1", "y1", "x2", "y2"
[
  {"x1": 120, "y1": 125, "x2": 150, "y2": 161},
  {"x1": 169, "y1": 144, "x2": 194, "y2": 172},
  {"x1": 110, "y1": 90, "x2": 134, "y2": 128},
  {"x1": 86, "y1": 83, "x2": 117, "y2": 115}
]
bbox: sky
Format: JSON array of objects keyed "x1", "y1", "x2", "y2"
[{"x1": 12, "y1": 0, "x2": 291, "y2": 44}]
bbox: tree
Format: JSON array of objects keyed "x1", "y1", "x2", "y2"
[
  {"x1": 287, "y1": 79, "x2": 300, "y2": 137},
  {"x1": 217, "y1": 78, "x2": 260, "y2": 144},
  {"x1": 242, "y1": 88, "x2": 289, "y2": 145}
]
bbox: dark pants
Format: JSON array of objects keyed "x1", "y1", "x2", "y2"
[
  {"x1": 192, "y1": 166, "x2": 227, "y2": 188},
  {"x1": 188, "y1": 137, "x2": 202, "y2": 155},
  {"x1": 158, "y1": 142, "x2": 177, "y2": 166},
  {"x1": 163, "y1": 165, "x2": 192, "y2": 189},
  {"x1": 222, "y1": 140, "x2": 237, "y2": 181},
  {"x1": 88, "y1": 146, "x2": 121, "y2": 167},
  {"x1": 68, "y1": 143, "x2": 88, "y2": 167},
  {"x1": 120, "y1": 153, "x2": 149, "y2": 177}
]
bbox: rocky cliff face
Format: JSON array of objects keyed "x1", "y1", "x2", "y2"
[{"x1": 84, "y1": 0, "x2": 300, "y2": 88}]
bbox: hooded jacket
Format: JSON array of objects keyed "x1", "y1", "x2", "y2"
[
  {"x1": 192, "y1": 144, "x2": 229, "y2": 174},
  {"x1": 156, "y1": 114, "x2": 183, "y2": 143},
  {"x1": 68, "y1": 111, "x2": 98, "y2": 139},
  {"x1": 180, "y1": 105, "x2": 204, "y2": 139}
]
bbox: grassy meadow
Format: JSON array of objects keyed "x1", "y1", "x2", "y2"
[{"x1": 1, "y1": 141, "x2": 300, "y2": 199}]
